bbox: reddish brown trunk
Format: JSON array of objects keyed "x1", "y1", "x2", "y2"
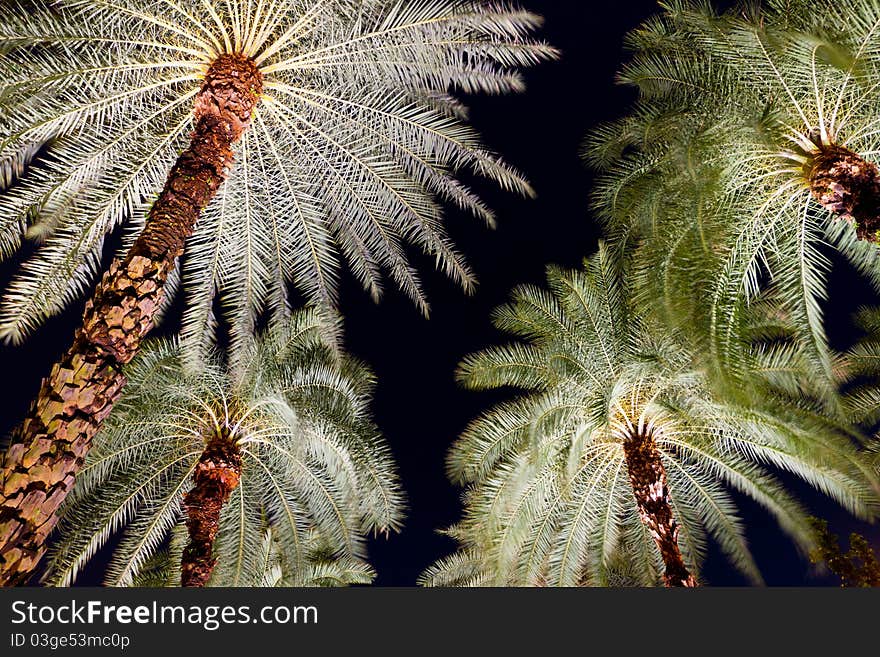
[
  {"x1": 807, "y1": 144, "x2": 880, "y2": 243},
  {"x1": 623, "y1": 428, "x2": 697, "y2": 588},
  {"x1": 0, "y1": 54, "x2": 262, "y2": 586},
  {"x1": 181, "y1": 432, "x2": 242, "y2": 587}
]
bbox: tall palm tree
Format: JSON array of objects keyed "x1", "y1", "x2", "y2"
[
  {"x1": 0, "y1": 0, "x2": 555, "y2": 584},
  {"x1": 422, "y1": 246, "x2": 879, "y2": 587},
  {"x1": 43, "y1": 308, "x2": 404, "y2": 587},
  {"x1": 589, "y1": 0, "x2": 880, "y2": 399}
]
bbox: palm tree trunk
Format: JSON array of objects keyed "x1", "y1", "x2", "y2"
[
  {"x1": 807, "y1": 143, "x2": 880, "y2": 243},
  {"x1": 0, "y1": 54, "x2": 263, "y2": 586},
  {"x1": 623, "y1": 427, "x2": 698, "y2": 587},
  {"x1": 181, "y1": 430, "x2": 242, "y2": 587}
]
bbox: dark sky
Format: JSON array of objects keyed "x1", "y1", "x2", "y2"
[{"x1": 1, "y1": 1, "x2": 878, "y2": 587}]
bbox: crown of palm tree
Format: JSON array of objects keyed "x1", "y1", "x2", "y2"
[
  {"x1": 588, "y1": 0, "x2": 880, "y2": 396},
  {"x1": 422, "y1": 245, "x2": 879, "y2": 587},
  {"x1": 0, "y1": 0, "x2": 556, "y2": 355},
  {"x1": 44, "y1": 308, "x2": 404, "y2": 586}
]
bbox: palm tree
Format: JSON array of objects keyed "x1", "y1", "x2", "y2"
[
  {"x1": 42, "y1": 308, "x2": 404, "y2": 586},
  {"x1": 589, "y1": 0, "x2": 880, "y2": 399},
  {"x1": 422, "y1": 246, "x2": 879, "y2": 587},
  {"x1": 0, "y1": 0, "x2": 555, "y2": 584}
]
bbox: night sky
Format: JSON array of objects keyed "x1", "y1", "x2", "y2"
[{"x1": 2, "y1": 1, "x2": 878, "y2": 587}]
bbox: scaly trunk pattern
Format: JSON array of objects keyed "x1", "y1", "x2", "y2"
[
  {"x1": 181, "y1": 431, "x2": 242, "y2": 587},
  {"x1": 0, "y1": 54, "x2": 263, "y2": 586},
  {"x1": 807, "y1": 143, "x2": 880, "y2": 243},
  {"x1": 623, "y1": 427, "x2": 698, "y2": 588}
]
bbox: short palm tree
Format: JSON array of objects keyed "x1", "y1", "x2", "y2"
[
  {"x1": 422, "y1": 246, "x2": 879, "y2": 587},
  {"x1": 43, "y1": 308, "x2": 404, "y2": 587},
  {"x1": 590, "y1": 0, "x2": 880, "y2": 397},
  {"x1": 0, "y1": 0, "x2": 555, "y2": 584}
]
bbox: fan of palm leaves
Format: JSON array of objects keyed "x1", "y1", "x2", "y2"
[
  {"x1": 0, "y1": 0, "x2": 557, "y2": 358},
  {"x1": 588, "y1": 0, "x2": 880, "y2": 397},
  {"x1": 422, "y1": 244, "x2": 879, "y2": 586},
  {"x1": 43, "y1": 308, "x2": 405, "y2": 586}
]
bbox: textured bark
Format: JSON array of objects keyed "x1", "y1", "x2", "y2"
[
  {"x1": 0, "y1": 54, "x2": 262, "y2": 586},
  {"x1": 623, "y1": 428, "x2": 697, "y2": 588},
  {"x1": 807, "y1": 143, "x2": 880, "y2": 243},
  {"x1": 181, "y1": 432, "x2": 242, "y2": 587}
]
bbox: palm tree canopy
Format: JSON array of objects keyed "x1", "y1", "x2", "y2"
[
  {"x1": 588, "y1": 0, "x2": 880, "y2": 397},
  {"x1": 44, "y1": 308, "x2": 405, "y2": 586},
  {"x1": 0, "y1": 0, "x2": 556, "y2": 357},
  {"x1": 423, "y1": 245, "x2": 879, "y2": 586}
]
